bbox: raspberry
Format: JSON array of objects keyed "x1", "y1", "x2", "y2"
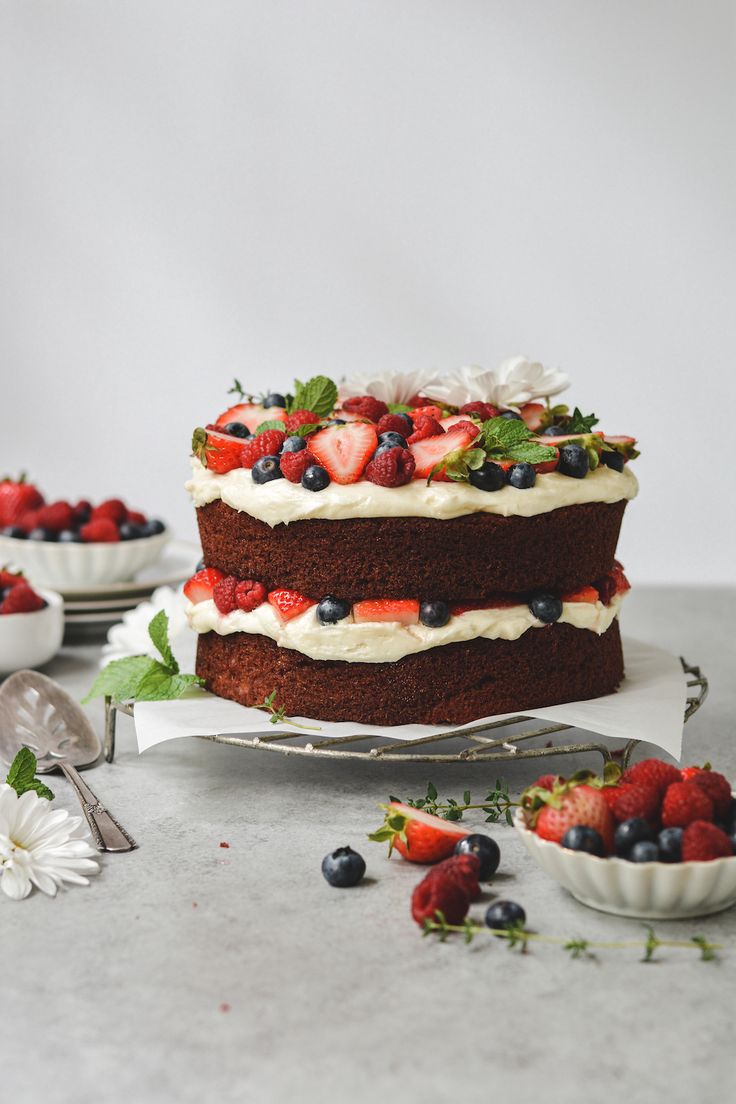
[
  {"x1": 241, "y1": 430, "x2": 287, "y2": 468},
  {"x1": 610, "y1": 782, "x2": 660, "y2": 826},
  {"x1": 341, "y1": 395, "x2": 389, "y2": 423},
  {"x1": 280, "y1": 449, "x2": 317, "y2": 483},
  {"x1": 622, "y1": 758, "x2": 681, "y2": 797},
  {"x1": 411, "y1": 876, "x2": 470, "y2": 927},
  {"x1": 91, "y1": 499, "x2": 128, "y2": 524},
  {"x1": 681, "y1": 820, "x2": 733, "y2": 861},
  {"x1": 407, "y1": 414, "x2": 444, "y2": 444},
  {"x1": 36, "y1": 501, "x2": 75, "y2": 533},
  {"x1": 686, "y1": 770, "x2": 733, "y2": 820},
  {"x1": 235, "y1": 579, "x2": 267, "y2": 612},
  {"x1": 213, "y1": 575, "x2": 239, "y2": 614},
  {"x1": 284, "y1": 409, "x2": 319, "y2": 434},
  {"x1": 661, "y1": 781, "x2": 714, "y2": 828},
  {"x1": 425, "y1": 853, "x2": 481, "y2": 901},
  {"x1": 80, "y1": 518, "x2": 120, "y2": 542},
  {"x1": 364, "y1": 446, "x2": 416, "y2": 487},
  {"x1": 376, "y1": 413, "x2": 412, "y2": 437},
  {"x1": 0, "y1": 583, "x2": 45, "y2": 615},
  {"x1": 459, "y1": 401, "x2": 500, "y2": 420}
]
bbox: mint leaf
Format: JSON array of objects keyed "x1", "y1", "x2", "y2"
[
  {"x1": 479, "y1": 416, "x2": 530, "y2": 451},
  {"x1": 290, "y1": 376, "x2": 338, "y2": 419},
  {"x1": 148, "y1": 610, "x2": 178, "y2": 672},
  {"x1": 566, "y1": 407, "x2": 599, "y2": 434},
  {"x1": 24, "y1": 778, "x2": 55, "y2": 800},
  {"x1": 135, "y1": 665, "x2": 204, "y2": 701},
  {"x1": 5, "y1": 748, "x2": 54, "y2": 800},
  {"x1": 82, "y1": 655, "x2": 159, "y2": 703},
  {"x1": 506, "y1": 441, "x2": 557, "y2": 463},
  {"x1": 427, "y1": 447, "x2": 486, "y2": 485},
  {"x1": 254, "y1": 419, "x2": 289, "y2": 434}
]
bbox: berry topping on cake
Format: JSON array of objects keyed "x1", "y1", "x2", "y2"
[
  {"x1": 468, "y1": 461, "x2": 506, "y2": 492},
  {"x1": 369, "y1": 801, "x2": 468, "y2": 863},
  {"x1": 221, "y1": 421, "x2": 250, "y2": 438},
  {"x1": 341, "y1": 395, "x2": 389, "y2": 423},
  {"x1": 280, "y1": 449, "x2": 317, "y2": 483},
  {"x1": 316, "y1": 595, "x2": 352, "y2": 624},
  {"x1": 364, "y1": 446, "x2": 416, "y2": 487},
  {"x1": 301, "y1": 465, "x2": 331, "y2": 491},
  {"x1": 192, "y1": 427, "x2": 247, "y2": 474},
  {"x1": 518, "y1": 402, "x2": 546, "y2": 431},
  {"x1": 419, "y1": 600, "x2": 450, "y2": 628},
  {"x1": 376, "y1": 431, "x2": 409, "y2": 450},
  {"x1": 376, "y1": 412, "x2": 413, "y2": 437},
  {"x1": 528, "y1": 593, "x2": 562, "y2": 623},
  {"x1": 410, "y1": 404, "x2": 444, "y2": 422},
  {"x1": 183, "y1": 567, "x2": 225, "y2": 604},
  {"x1": 507, "y1": 462, "x2": 536, "y2": 489},
  {"x1": 215, "y1": 402, "x2": 286, "y2": 433},
  {"x1": 459, "y1": 401, "x2": 500, "y2": 421},
  {"x1": 79, "y1": 518, "x2": 120, "y2": 543},
  {"x1": 557, "y1": 443, "x2": 590, "y2": 479},
  {"x1": 263, "y1": 392, "x2": 287, "y2": 409},
  {"x1": 213, "y1": 575, "x2": 239, "y2": 614},
  {"x1": 281, "y1": 435, "x2": 307, "y2": 453},
  {"x1": 241, "y1": 430, "x2": 287, "y2": 469},
  {"x1": 595, "y1": 562, "x2": 631, "y2": 604},
  {"x1": 407, "y1": 414, "x2": 444, "y2": 444},
  {"x1": 308, "y1": 423, "x2": 378, "y2": 484},
  {"x1": 353, "y1": 599, "x2": 420, "y2": 625},
  {"x1": 233, "y1": 579, "x2": 267, "y2": 612},
  {"x1": 268, "y1": 588, "x2": 315, "y2": 621},
  {"x1": 251, "y1": 455, "x2": 284, "y2": 484},
  {"x1": 409, "y1": 422, "x2": 479, "y2": 479},
  {"x1": 600, "y1": 449, "x2": 625, "y2": 471},
  {"x1": 284, "y1": 409, "x2": 319, "y2": 434},
  {"x1": 0, "y1": 582, "x2": 46, "y2": 615},
  {"x1": 560, "y1": 585, "x2": 599, "y2": 603}
]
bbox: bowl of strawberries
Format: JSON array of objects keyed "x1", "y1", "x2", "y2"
[
  {"x1": 0, "y1": 569, "x2": 64, "y2": 674},
  {"x1": 514, "y1": 759, "x2": 736, "y2": 919},
  {"x1": 0, "y1": 476, "x2": 168, "y2": 587}
]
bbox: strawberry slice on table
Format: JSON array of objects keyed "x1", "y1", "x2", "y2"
[
  {"x1": 307, "y1": 423, "x2": 378, "y2": 484},
  {"x1": 0, "y1": 475, "x2": 44, "y2": 527},
  {"x1": 409, "y1": 423, "x2": 480, "y2": 479},
  {"x1": 192, "y1": 427, "x2": 246, "y2": 474},
  {"x1": 183, "y1": 567, "x2": 225, "y2": 604},
  {"x1": 353, "y1": 599, "x2": 420, "y2": 625},
  {"x1": 518, "y1": 402, "x2": 546, "y2": 431},
  {"x1": 215, "y1": 402, "x2": 286, "y2": 432},
  {"x1": 268, "y1": 588, "x2": 315, "y2": 622},
  {"x1": 560, "y1": 585, "x2": 599, "y2": 603},
  {"x1": 369, "y1": 801, "x2": 469, "y2": 863}
]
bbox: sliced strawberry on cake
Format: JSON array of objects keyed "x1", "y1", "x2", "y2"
[
  {"x1": 353, "y1": 599, "x2": 420, "y2": 625},
  {"x1": 518, "y1": 402, "x2": 546, "y2": 431},
  {"x1": 409, "y1": 423, "x2": 480, "y2": 479},
  {"x1": 268, "y1": 589, "x2": 316, "y2": 621},
  {"x1": 184, "y1": 567, "x2": 225, "y2": 604},
  {"x1": 215, "y1": 402, "x2": 286, "y2": 432},
  {"x1": 192, "y1": 427, "x2": 246, "y2": 474},
  {"x1": 307, "y1": 422, "x2": 378, "y2": 484},
  {"x1": 560, "y1": 585, "x2": 599, "y2": 603}
]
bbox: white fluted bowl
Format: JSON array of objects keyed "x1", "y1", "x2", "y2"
[
  {"x1": 514, "y1": 808, "x2": 736, "y2": 919},
  {"x1": 0, "y1": 588, "x2": 65, "y2": 674},
  {"x1": 0, "y1": 530, "x2": 169, "y2": 587}
]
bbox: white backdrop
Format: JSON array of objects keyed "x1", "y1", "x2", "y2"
[{"x1": 1, "y1": 0, "x2": 734, "y2": 584}]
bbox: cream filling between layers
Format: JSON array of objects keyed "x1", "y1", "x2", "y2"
[
  {"x1": 186, "y1": 459, "x2": 638, "y2": 526},
  {"x1": 187, "y1": 593, "x2": 625, "y2": 664}
]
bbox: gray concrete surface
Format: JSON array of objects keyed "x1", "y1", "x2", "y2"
[{"x1": 2, "y1": 586, "x2": 735, "y2": 1104}]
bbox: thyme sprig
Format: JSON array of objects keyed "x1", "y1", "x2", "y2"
[
  {"x1": 422, "y1": 914, "x2": 721, "y2": 962},
  {"x1": 255, "y1": 690, "x2": 321, "y2": 731},
  {"x1": 391, "y1": 780, "x2": 519, "y2": 825}
]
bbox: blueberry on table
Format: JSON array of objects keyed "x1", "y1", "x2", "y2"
[
  {"x1": 485, "y1": 899, "x2": 526, "y2": 932},
  {"x1": 263, "y1": 392, "x2": 286, "y2": 408},
  {"x1": 1, "y1": 525, "x2": 26, "y2": 538},
  {"x1": 454, "y1": 833, "x2": 501, "y2": 879},
  {"x1": 507, "y1": 463, "x2": 536, "y2": 489},
  {"x1": 282, "y1": 435, "x2": 307, "y2": 453},
  {"x1": 600, "y1": 449, "x2": 625, "y2": 472},
  {"x1": 469, "y1": 461, "x2": 506, "y2": 492},
  {"x1": 528, "y1": 593, "x2": 562, "y2": 623},
  {"x1": 500, "y1": 411, "x2": 523, "y2": 421},
  {"x1": 627, "y1": 840, "x2": 660, "y2": 863},
  {"x1": 316, "y1": 595, "x2": 351, "y2": 624},
  {"x1": 614, "y1": 817, "x2": 655, "y2": 856},
  {"x1": 321, "y1": 846, "x2": 366, "y2": 887},
  {"x1": 28, "y1": 527, "x2": 57, "y2": 541},
  {"x1": 557, "y1": 443, "x2": 590, "y2": 479},
  {"x1": 561, "y1": 825, "x2": 605, "y2": 856},
  {"x1": 223, "y1": 421, "x2": 250, "y2": 438},
  {"x1": 251, "y1": 456, "x2": 284, "y2": 484},
  {"x1": 377, "y1": 431, "x2": 408, "y2": 449},
  {"x1": 302, "y1": 465, "x2": 330, "y2": 491},
  {"x1": 657, "y1": 826, "x2": 684, "y2": 863},
  {"x1": 58, "y1": 529, "x2": 83, "y2": 543},
  {"x1": 419, "y1": 600, "x2": 450, "y2": 628}
]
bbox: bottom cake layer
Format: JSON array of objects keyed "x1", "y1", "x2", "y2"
[{"x1": 195, "y1": 620, "x2": 624, "y2": 726}]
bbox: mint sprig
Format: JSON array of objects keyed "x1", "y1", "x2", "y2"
[
  {"x1": 5, "y1": 747, "x2": 54, "y2": 800},
  {"x1": 566, "y1": 407, "x2": 600, "y2": 434},
  {"x1": 83, "y1": 611, "x2": 204, "y2": 704},
  {"x1": 288, "y1": 376, "x2": 338, "y2": 418}
]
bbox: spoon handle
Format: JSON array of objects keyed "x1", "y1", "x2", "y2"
[{"x1": 59, "y1": 763, "x2": 137, "y2": 852}]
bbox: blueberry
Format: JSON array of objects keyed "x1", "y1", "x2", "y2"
[
  {"x1": 485, "y1": 899, "x2": 526, "y2": 932},
  {"x1": 141, "y1": 518, "x2": 166, "y2": 536},
  {"x1": 302, "y1": 465, "x2": 330, "y2": 491},
  {"x1": 528, "y1": 593, "x2": 562, "y2": 623},
  {"x1": 507, "y1": 462, "x2": 536, "y2": 489},
  {"x1": 252, "y1": 455, "x2": 284, "y2": 484},
  {"x1": 263, "y1": 392, "x2": 286, "y2": 408},
  {"x1": 321, "y1": 846, "x2": 366, "y2": 887},
  {"x1": 542, "y1": 425, "x2": 565, "y2": 436},
  {"x1": 627, "y1": 840, "x2": 660, "y2": 863},
  {"x1": 377, "y1": 431, "x2": 408, "y2": 449},
  {"x1": 469, "y1": 461, "x2": 506, "y2": 492},
  {"x1": 28, "y1": 527, "x2": 57, "y2": 542},
  {"x1": 500, "y1": 411, "x2": 523, "y2": 421},
  {"x1": 316, "y1": 595, "x2": 351, "y2": 624},
  {"x1": 1, "y1": 525, "x2": 25, "y2": 539},
  {"x1": 454, "y1": 834, "x2": 501, "y2": 880},
  {"x1": 325, "y1": 418, "x2": 346, "y2": 427},
  {"x1": 557, "y1": 443, "x2": 590, "y2": 479},
  {"x1": 600, "y1": 449, "x2": 624, "y2": 472},
  {"x1": 373, "y1": 442, "x2": 399, "y2": 458},
  {"x1": 118, "y1": 522, "x2": 143, "y2": 541},
  {"x1": 614, "y1": 817, "x2": 654, "y2": 856},
  {"x1": 561, "y1": 825, "x2": 605, "y2": 856},
  {"x1": 281, "y1": 435, "x2": 307, "y2": 453},
  {"x1": 223, "y1": 421, "x2": 250, "y2": 438},
  {"x1": 419, "y1": 600, "x2": 450, "y2": 628},
  {"x1": 58, "y1": 529, "x2": 83, "y2": 543},
  {"x1": 657, "y1": 826, "x2": 684, "y2": 863}
]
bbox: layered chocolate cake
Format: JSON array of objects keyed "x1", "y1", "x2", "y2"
[{"x1": 184, "y1": 359, "x2": 638, "y2": 725}]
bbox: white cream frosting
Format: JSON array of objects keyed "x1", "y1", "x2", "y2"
[
  {"x1": 186, "y1": 459, "x2": 638, "y2": 527},
  {"x1": 187, "y1": 593, "x2": 624, "y2": 664}
]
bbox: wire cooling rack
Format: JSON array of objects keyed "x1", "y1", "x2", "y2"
[{"x1": 104, "y1": 658, "x2": 707, "y2": 769}]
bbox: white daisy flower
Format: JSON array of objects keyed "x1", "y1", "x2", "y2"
[
  {"x1": 338, "y1": 368, "x2": 441, "y2": 406},
  {"x1": 0, "y1": 784, "x2": 99, "y2": 899},
  {"x1": 101, "y1": 585, "x2": 195, "y2": 670},
  {"x1": 429, "y1": 357, "x2": 570, "y2": 409}
]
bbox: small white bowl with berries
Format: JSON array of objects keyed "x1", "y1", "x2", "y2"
[
  {"x1": 514, "y1": 760, "x2": 736, "y2": 919},
  {"x1": 0, "y1": 571, "x2": 64, "y2": 675},
  {"x1": 0, "y1": 478, "x2": 168, "y2": 588}
]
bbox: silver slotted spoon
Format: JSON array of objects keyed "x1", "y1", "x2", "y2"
[{"x1": 0, "y1": 669, "x2": 136, "y2": 852}]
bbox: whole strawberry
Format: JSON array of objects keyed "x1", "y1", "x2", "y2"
[
  {"x1": 661, "y1": 781, "x2": 714, "y2": 828},
  {"x1": 685, "y1": 770, "x2": 732, "y2": 820},
  {"x1": 681, "y1": 820, "x2": 733, "y2": 862},
  {"x1": 531, "y1": 781, "x2": 614, "y2": 854},
  {"x1": 621, "y1": 758, "x2": 681, "y2": 797}
]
